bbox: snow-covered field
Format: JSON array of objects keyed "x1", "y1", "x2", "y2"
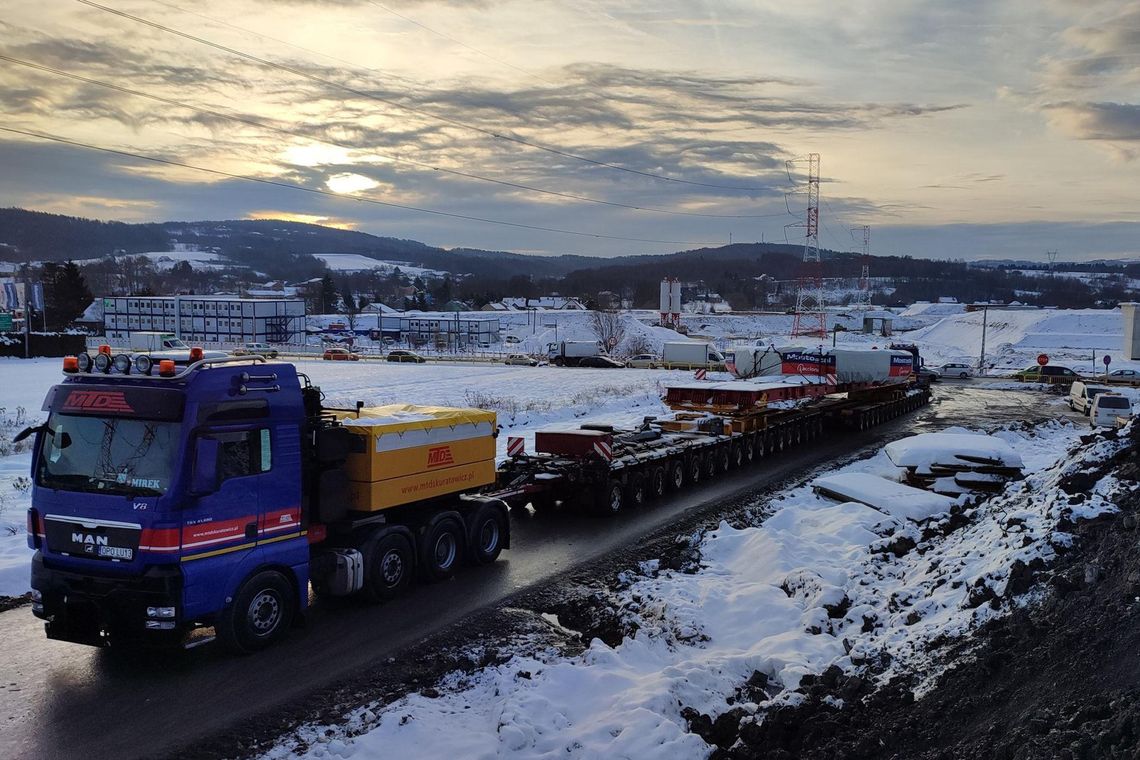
[
  {"x1": 0, "y1": 357, "x2": 709, "y2": 597},
  {"x1": 75, "y1": 250, "x2": 233, "y2": 271},
  {"x1": 312, "y1": 254, "x2": 449, "y2": 278},
  {"x1": 261, "y1": 419, "x2": 1106, "y2": 760}
]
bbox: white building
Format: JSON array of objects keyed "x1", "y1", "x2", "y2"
[{"x1": 101, "y1": 295, "x2": 306, "y2": 345}]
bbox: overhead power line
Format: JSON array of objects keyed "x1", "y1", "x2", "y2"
[
  {"x1": 0, "y1": 126, "x2": 725, "y2": 246},
  {"x1": 1, "y1": 55, "x2": 785, "y2": 220},
  {"x1": 77, "y1": 0, "x2": 770, "y2": 193}
]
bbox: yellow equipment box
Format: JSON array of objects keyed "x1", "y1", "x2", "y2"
[{"x1": 334, "y1": 404, "x2": 497, "y2": 511}]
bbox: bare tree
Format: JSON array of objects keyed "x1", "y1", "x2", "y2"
[{"x1": 590, "y1": 311, "x2": 626, "y2": 354}]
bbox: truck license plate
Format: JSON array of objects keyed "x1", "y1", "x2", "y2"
[{"x1": 97, "y1": 546, "x2": 133, "y2": 560}]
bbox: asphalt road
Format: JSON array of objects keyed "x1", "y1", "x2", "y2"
[{"x1": 0, "y1": 386, "x2": 1074, "y2": 760}]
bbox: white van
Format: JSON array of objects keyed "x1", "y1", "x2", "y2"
[
  {"x1": 1069, "y1": 381, "x2": 1112, "y2": 415},
  {"x1": 1090, "y1": 393, "x2": 1133, "y2": 427}
]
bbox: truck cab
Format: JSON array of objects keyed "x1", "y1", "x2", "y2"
[{"x1": 27, "y1": 354, "x2": 310, "y2": 650}]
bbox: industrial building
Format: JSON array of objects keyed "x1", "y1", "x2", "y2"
[
  {"x1": 102, "y1": 295, "x2": 306, "y2": 345},
  {"x1": 365, "y1": 314, "x2": 500, "y2": 347}
]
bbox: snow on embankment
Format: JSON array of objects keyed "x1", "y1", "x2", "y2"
[
  {"x1": 907, "y1": 308, "x2": 1123, "y2": 369},
  {"x1": 262, "y1": 421, "x2": 1101, "y2": 760}
]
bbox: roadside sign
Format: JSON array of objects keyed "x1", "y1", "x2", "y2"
[
  {"x1": 1037, "y1": 353, "x2": 1049, "y2": 366},
  {"x1": 1104, "y1": 355, "x2": 1112, "y2": 366},
  {"x1": 0, "y1": 313, "x2": 12, "y2": 331},
  {"x1": 606, "y1": 336, "x2": 618, "y2": 348}
]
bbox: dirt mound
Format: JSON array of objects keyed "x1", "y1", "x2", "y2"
[{"x1": 686, "y1": 424, "x2": 1140, "y2": 760}]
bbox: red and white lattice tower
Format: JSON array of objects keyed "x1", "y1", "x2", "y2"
[
  {"x1": 855, "y1": 224, "x2": 872, "y2": 310},
  {"x1": 791, "y1": 153, "x2": 826, "y2": 338}
]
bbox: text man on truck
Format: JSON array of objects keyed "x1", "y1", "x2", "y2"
[{"x1": 21, "y1": 348, "x2": 508, "y2": 653}]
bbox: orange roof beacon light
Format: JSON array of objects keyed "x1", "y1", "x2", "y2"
[
  {"x1": 158, "y1": 359, "x2": 177, "y2": 377},
  {"x1": 189, "y1": 346, "x2": 204, "y2": 362},
  {"x1": 62, "y1": 355, "x2": 79, "y2": 373},
  {"x1": 97, "y1": 344, "x2": 112, "y2": 355}
]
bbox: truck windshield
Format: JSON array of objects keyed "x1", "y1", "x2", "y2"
[
  {"x1": 35, "y1": 413, "x2": 180, "y2": 496},
  {"x1": 164, "y1": 339, "x2": 189, "y2": 349}
]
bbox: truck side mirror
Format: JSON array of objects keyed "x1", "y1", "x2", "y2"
[{"x1": 190, "y1": 437, "x2": 220, "y2": 496}]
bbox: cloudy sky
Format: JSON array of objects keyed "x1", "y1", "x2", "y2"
[{"x1": 1, "y1": 0, "x2": 1138, "y2": 261}]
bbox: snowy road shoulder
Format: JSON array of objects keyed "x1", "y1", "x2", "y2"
[{"x1": 261, "y1": 419, "x2": 1116, "y2": 760}]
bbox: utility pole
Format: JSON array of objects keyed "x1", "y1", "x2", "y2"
[
  {"x1": 791, "y1": 153, "x2": 826, "y2": 338},
  {"x1": 978, "y1": 304, "x2": 989, "y2": 376}
]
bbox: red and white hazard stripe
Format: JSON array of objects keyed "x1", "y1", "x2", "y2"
[
  {"x1": 507, "y1": 436, "x2": 525, "y2": 457},
  {"x1": 694, "y1": 368, "x2": 707, "y2": 380},
  {"x1": 593, "y1": 439, "x2": 613, "y2": 462}
]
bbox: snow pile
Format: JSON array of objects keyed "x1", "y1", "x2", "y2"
[
  {"x1": 884, "y1": 431, "x2": 1024, "y2": 473},
  {"x1": 812, "y1": 471, "x2": 958, "y2": 522},
  {"x1": 262, "y1": 421, "x2": 1098, "y2": 760}
]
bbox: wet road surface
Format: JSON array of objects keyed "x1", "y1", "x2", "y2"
[{"x1": 0, "y1": 386, "x2": 1080, "y2": 759}]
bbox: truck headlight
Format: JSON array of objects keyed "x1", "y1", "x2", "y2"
[{"x1": 146, "y1": 606, "x2": 176, "y2": 619}]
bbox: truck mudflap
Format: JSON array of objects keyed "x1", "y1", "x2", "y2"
[{"x1": 31, "y1": 552, "x2": 184, "y2": 647}]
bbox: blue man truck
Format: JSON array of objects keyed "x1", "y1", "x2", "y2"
[
  {"x1": 22, "y1": 347, "x2": 930, "y2": 653},
  {"x1": 22, "y1": 350, "x2": 510, "y2": 653}
]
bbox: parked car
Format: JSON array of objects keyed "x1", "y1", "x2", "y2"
[
  {"x1": 916, "y1": 366, "x2": 941, "y2": 382},
  {"x1": 1090, "y1": 393, "x2": 1133, "y2": 427},
  {"x1": 578, "y1": 355, "x2": 626, "y2": 369},
  {"x1": 1068, "y1": 380, "x2": 1113, "y2": 414},
  {"x1": 504, "y1": 336, "x2": 522, "y2": 344},
  {"x1": 323, "y1": 347, "x2": 360, "y2": 361},
  {"x1": 1105, "y1": 368, "x2": 1140, "y2": 385},
  {"x1": 505, "y1": 353, "x2": 538, "y2": 366},
  {"x1": 940, "y1": 362, "x2": 973, "y2": 379},
  {"x1": 386, "y1": 349, "x2": 426, "y2": 363},
  {"x1": 625, "y1": 354, "x2": 660, "y2": 369},
  {"x1": 1013, "y1": 364, "x2": 1078, "y2": 384},
  {"x1": 231, "y1": 342, "x2": 279, "y2": 358}
]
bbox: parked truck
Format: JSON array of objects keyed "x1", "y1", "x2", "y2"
[
  {"x1": 547, "y1": 340, "x2": 604, "y2": 367},
  {"x1": 129, "y1": 331, "x2": 227, "y2": 364},
  {"x1": 661, "y1": 341, "x2": 727, "y2": 370},
  {"x1": 21, "y1": 344, "x2": 930, "y2": 653}
]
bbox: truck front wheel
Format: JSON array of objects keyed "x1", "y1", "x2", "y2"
[
  {"x1": 218, "y1": 570, "x2": 295, "y2": 654},
  {"x1": 362, "y1": 532, "x2": 415, "y2": 601}
]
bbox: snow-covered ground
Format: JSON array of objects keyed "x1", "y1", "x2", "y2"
[
  {"x1": 75, "y1": 250, "x2": 233, "y2": 271},
  {"x1": 311, "y1": 254, "x2": 450, "y2": 278},
  {"x1": 0, "y1": 357, "x2": 713, "y2": 597},
  {"x1": 260, "y1": 419, "x2": 1105, "y2": 760}
]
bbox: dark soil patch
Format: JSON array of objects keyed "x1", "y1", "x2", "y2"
[{"x1": 689, "y1": 425, "x2": 1140, "y2": 760}]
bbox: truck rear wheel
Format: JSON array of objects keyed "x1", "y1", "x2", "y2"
[
  {"x1": 625, "y1": 475, "x2": 647, "y2": 508},
  {"x1": 217, "y1": 570, "x2": 295, "y2": 654},
  {"x1": 595, "y1": 480, "x2": 624, "y2": 515},
  {"x1": 420, "y1": 515, "x2": 465, "y2": 581},
  {"x1": 649, "y1": 466, "x2": 667, "y2": 499},
  {"x1": 362, "y1": 532, "x2": 414, "y2": 602},
  {"x1": 467, "y1": 505, "x2": 506, "y2": 565},
  {"x1": 668, "y1": 461, "x2": 685, "y2": 491},
  {"x1": 688, "y1": 456, "x2": 702, "y2": 485}
]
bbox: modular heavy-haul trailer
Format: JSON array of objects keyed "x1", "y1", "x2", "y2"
[
  {"x1": 494, "y1": 347, "x2": 931, "y2": 514},
  {"x1": 21, "y1": 345, "x2": 929, "y2": 653}
]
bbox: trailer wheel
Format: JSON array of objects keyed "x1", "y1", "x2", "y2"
[
  {"x1": 688, "y1": 456, "x2": 702, "y2": 485},
  {"x1": 361, "y1": 532, "x2": 414, "y2": 602},
  {"x1": 595, "y1": 480, "x2": 624, "y2": 515},
  {"x1": 715, "y1": 447, "x2": 731, "y2": 473},
  {"x1": 730, "y1": 443, "x2": 744, "y2": 468},
  {"x1": 704, "y1": 451, "x2": 719, "y2": 478},
  {"x1": 467, "y1": 505, "x2": 506, "y2": 565},
  {"x1": 668, "y1": 461, "x2": 685, "y2": 491},
  {"x1": 420, "y1": 516, "x2": 465, "y2": 581},
  {"x1": 649, "y1": 466, "x2": 667, "y2": 499},
  {"x1": 218, "y1": 570, "x2": 295, "y2": 654},
  {"x1": 626, "y1": 475, "x2": 647, "y2": 508}
]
